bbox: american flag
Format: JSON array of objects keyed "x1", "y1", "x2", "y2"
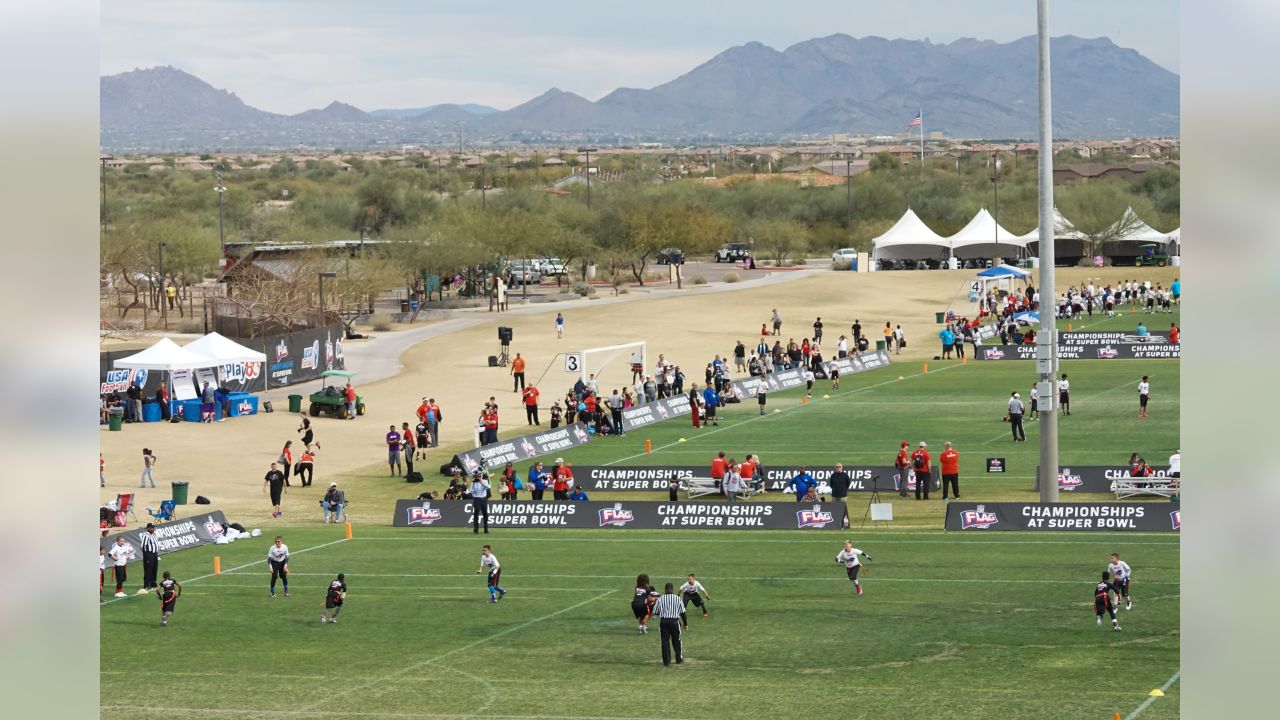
[{"x1": 906, "y1": 112, "x2": 921, "y2": 129}]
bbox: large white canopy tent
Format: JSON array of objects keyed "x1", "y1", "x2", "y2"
[
  {"x1": 870, "y1": 208, "x2": 950, "y2": 261},
  {"x1": 183, "y1": 332, "x2": 267, "y2": 364},
  {"x1": 947, "y1": 208, "x2": 1027, "y2": 260},
  {"x1": 1022, "y1": 206, "x2": 1089, "y2": 260},
  {"x1": 1101, "y1": 206, "x2": 1175, "y2": 256},
  {"x1": 112, "y1": 338, "x2": 215, "y2": 371}
]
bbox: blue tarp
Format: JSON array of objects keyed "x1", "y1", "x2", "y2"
[{"x1": 976, "y1": 264, "x2": 1030, "y2": 279}]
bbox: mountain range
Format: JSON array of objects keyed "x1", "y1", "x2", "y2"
[{"x1": 100, "y1": 33, "x2": 1178, "y2": 151}]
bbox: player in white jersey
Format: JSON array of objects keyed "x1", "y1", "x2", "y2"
[
  {"x1": 1137, "y1": 376, "x2": 1150, "y2": 418},
  {"x1": 476, "y1": 545, "x2": 505, "y2": 603},
  {"x1": 679, "y1": 574, "x2": 713, "y2": 618},
  {"x1": 1029, "y1": 383, "x2": 1040, "y2": 419},
  {"x1": 835, "y1": 540, "x2": 873, "y2": 597},
  {"x1": 1057, "y1": 373, "x2": 1071, "y2": 415},
  {"x1": 1107, "y1": 553, "x2": 1133, "y2": 610}
]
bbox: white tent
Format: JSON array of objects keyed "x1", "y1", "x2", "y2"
[
  {"x1": 112, "y1": 338, "x2": 214, "y2": 371},
  {"x1": 947, "y1": 208, "x2": 1027, "y2": 260},
  {"x1": 1101, "y1": 206, "x2": 1175, "y2": 258},
  {"x1": 871, "y1": 208, "x2": 950, "y2": 261},
  {"x1": 183, "y1": 332, "x2": 267, "y2": 364},
  {"x1": 1023, "y1": 207, "x2": 1089, "y2": 261}
]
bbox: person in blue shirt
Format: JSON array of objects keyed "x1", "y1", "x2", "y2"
[
  {"x1": 568, "y1": 487, "x2": 589, "y2": 502},
  {"x1": 785, "y1": 467, "x2": 814, "y2": 501},
  {"x1": 527, "y1": 461, "x2": 547, "y2": 501},
  {"x1": 1170, "y1": 278, "x2": 1180, "y2": 305},
  {"x1": 701, "y1": 386, "x2": 720, "y2": 426},
  {"x1": 1135, "y1": 322, "x2": 1149, "y2": 339},
  {"x1": 938, "y1": 327, "x2": 956, "y2": 359}
]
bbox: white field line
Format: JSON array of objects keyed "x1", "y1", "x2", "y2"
[
  {"x1": 351, "y1": 535, "x2": 1180, "y2": 546},
  {"x1": 101, "y1": 708, "x2": 685, "y2": 720},
  {"x1": 605, "y1": 362, "x2": 964, "y2": 466},
  {"x1": 980, "y1": 377, "x2": 1153, "y2": 446},
  {"x1": 99, "y1": 537, "x2": 350, "y2": 607},
  {"x1": 1123, "y1": 670, "x2": 1180, "y2": 720}
]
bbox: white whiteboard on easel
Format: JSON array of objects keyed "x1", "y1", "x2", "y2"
[
  {"x1": 564, "y1": 353, "x2": 583, "y2": 373},
  {"x1": 870, "y1": 503, "x2": 894, "y2": 521}
]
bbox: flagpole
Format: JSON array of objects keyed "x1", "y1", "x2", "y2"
[{"x1": 919, "y1": 106, "x2": 925, "y2": 175}]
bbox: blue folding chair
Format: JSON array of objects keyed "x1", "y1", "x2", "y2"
[{"x1": 147, "y1": 499, "x2": 175, "y2": 522}]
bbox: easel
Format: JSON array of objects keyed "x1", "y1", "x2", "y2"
[
  {"x1": 497, "y1": 341, "x2": 511, "y2": 367},
  {"x1": 860, "y1": 475, "x2": 890, "y2": 528}
]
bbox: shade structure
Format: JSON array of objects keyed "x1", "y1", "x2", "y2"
[
  {"x1": 976, "y1": 263, "x2": 1030, "y2": 280},
  {"x1": 871, "y1": 208, "x2": 949, "y2": 260},
  {"x1": 1023, "y1": 206, "x2": 1088, "y2": 260},
  {"x1": 1101, "y1": 206, "x2": 1175, "y2": 257},
  {"x1": 112, "y1": 337, "x2": 214, "y2": 371},
  {"x1": 947, "y1": 208, "x2": 1027, "y2": 260},
  {"x1": 183, "y1": 332, "x2": 267, "y2": 364}
]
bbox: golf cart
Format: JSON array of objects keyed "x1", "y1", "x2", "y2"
[
  {"x1": 309, "y1": 370, "x2": 366, "y2": 418},
  {"x1": 1135, "y1": 243, "x2": 1169, "y2": 267}
]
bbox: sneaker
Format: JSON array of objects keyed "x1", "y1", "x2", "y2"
[
  {"x1": 1114, "y1": 623, "x2": 1122, "y2": 632},
  {"x1": 270, "y1": 592, "x2": 276, "y2": 598},
  {"x1": 283, "y1": 591, "x2": 291, "y2": 597},
  {"x1": 114, "y1": 592, "x2": 127, "y2": 598},
  {"x1": 489, "y1": 598, "x2": 498, "y2": 604},
  {"x1": 321, "y1": 617, "x2": 327, "y2": 623},
  {"x1": 160, "y1": 620, "x2": 166, "y2": 626},
  {"x1": 1126, "y1": 600, "x2": 1132, "y2": 611},
  {"x1": 1097, "y1": 616, "x2": 1102, "y2": 626},
  {"x1": 498, "y1": 590, "x2": 506, "y2": 600},
  {"x1": 856, "y1": 585, "x2": 863, "y2": 596},
  {"x1": 137, "y1": 588, "x2": 149, "y2": 595},
  {"x1": 329, "y1": 618, "x2": 336, "y2": 624},
  {"x1": 703, "y1": 611, "x2": 709, "y2": 617}
]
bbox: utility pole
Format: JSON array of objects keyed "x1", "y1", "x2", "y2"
[
  {"x1": 100, "y1": 156, "x2": 110, "y2": 227},
  {"x1": 480, "y1": 164, "x2": 486, "y2": 210},
  {"x1": 158, "y1": 242, "x2": 167, "y2": 330},
  {"x1": 992, "y1": 153, "x2": 1002, "y2": 251},
  {"x1": 214, "y1": 172, "x2": 227, "y2": 255},
  {"x1": 1036, "y1": 0, "x2": 1059, "y2": 502},
  {"x1": 579, "y1": 147, "x2": 596, "y2": 209},
  {"x1": 845, "y1": 153, "x2": 854, "y2": 244}
]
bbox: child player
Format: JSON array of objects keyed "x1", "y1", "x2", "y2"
[
  {"x1": 321, "y1": 573, "x2": 347, "y2": 623},
  {"x1": 156, "y1": 571, "x2": 181, "y2": 626},
  {"x1": 1137, "y1": 376, "x2": 1151, "y2": 419},
  {"x1": 632, "y1": 574, "x2": 652, "y2": 634},
  {"x1": 835, "y1": 540, "x2": 873, "y2": 597},
  {"x1": 1095, "y1": 571, "x2": 1122, "y2": 631},
  {"x1": 1107, "y1": 553, "x2": 1133, "y2": 610},
  {"x1": 476, "y1": 545, "x2": 506, "y2": 603},
  {"x1": 679, "y1": 574, "x2": 713, "y2": 618}
]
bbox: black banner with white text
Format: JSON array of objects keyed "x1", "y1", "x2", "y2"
[
  {"x1": 944, "y1": 502, "x2": 1179, "y2": 531},
  {"x1": 392, "y1": 499, "x2": 848, "y2": 530},
  {"x1": 1035, "y1": 465, "x2": 1175, "y2": 493},
  {"x1": 100, "y1": 511, "x2": 230, "y2": 563}
]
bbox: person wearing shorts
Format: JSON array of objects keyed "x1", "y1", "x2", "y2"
[
  {"x1": 157, "y1": 571, "x2": 181, "y2": 626},
  {"x1": 631, "y1": 574, "x2": 653, "y2": 634},
  {"x1": 266, "y1": 536, "x2": 290, "y2": 598},
  {"x1": 321, "y1": 573, "x2": 347, "y2": 623},
  {"x1": 1058, "y1": 373, "x2": 1071, "y2": 415},
  {"x1": 263, "y1": 463, "x2": 286, "y2": 518},
  {"x1": 679, "y1": 574, "x2": 712, "y2": 618},
  {"x1": 1137, "y1": 376, "x2": 1150, "y2": 418}
]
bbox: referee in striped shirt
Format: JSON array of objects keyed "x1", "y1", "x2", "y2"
[
  {"x1": 653, "y1": 583, "x2": 687, "y2": 666},
  {"x1": 139, "y1": 523, "x2": 161, "y2": 593}
]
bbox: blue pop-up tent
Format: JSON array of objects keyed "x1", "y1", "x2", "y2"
[{"x1": 976, "y1": 263, "x2": 1030, "y2": 280}]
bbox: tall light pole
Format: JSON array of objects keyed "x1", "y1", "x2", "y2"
[
  {"x1": 991, "y1": 153, "x2": 1002, "y2": 256},
  {"x1": 158, "y1": 241, "x2": 168, "y2": 329},
  {"x1": 578, "y1": 147, "x2": 596, "y2": 209},
  {"x1": 318, "y1": 271, "x2": 337, "y2": 329},
  {"x1": 100, "y1": 156, "x2": 110, "y2": 227},
  {"x1": 214, "y1": 172, "x2": 227, "y2": 255},
  {"x1": 845, "y1": 152, "x2": 854, "y2": 245},
  {"x1": 480, "y1": 163, "x2": 486, "y2": 210},
  {"x1": 1036, "y1": 0, "x2": 1059, "y2": 502}
]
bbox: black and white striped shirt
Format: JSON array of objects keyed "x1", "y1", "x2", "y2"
[
  {"x1": 653, "y1": 593, "x2": 685, "y2": 620},
  {"x1": 139, "y1": 532, "x2": 160, "y2": 555}
]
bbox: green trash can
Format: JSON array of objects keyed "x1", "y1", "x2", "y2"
[
  {"x1": 935, "y1": 311, "x2": 946, "y2": 324},
  {"x1": 875, "y1": 340, "x2": 886, "y2": 351},
  {"x1": 288, "y1": 394, "x2": 303, "y2": 413},
  {"x1": 108, "y1": 407, "x2": 124, "y2": 431},
  {"x1": 171, "y1": 481, "x2": 190, "y2": 505}
]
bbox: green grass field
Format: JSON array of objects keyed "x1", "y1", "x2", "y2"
[{"x1": 102, "y1": 352, "x2": 1180, "y2": 720}]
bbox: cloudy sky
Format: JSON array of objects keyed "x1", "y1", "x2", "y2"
[{"x1": 102, "y1": 0, "x2": 1179, "y2": 114}]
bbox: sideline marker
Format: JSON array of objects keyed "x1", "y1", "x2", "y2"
[
  {"x1": 923, "y1": 362, "x2": 929, "y2": 374},
  {"x1": 213, "y1": 556, "x2": 221, "y2": 575},
  {"x1": 1068, "y1": 323, "x2": 1073, "y2": 331},
  {"x1": 1148, "y1": 689, "x2": 1165, "y2": 698},
  {"x1": 961, "y1": 355, "x2": 967, "y2": 365},
  {"x1": 345, "y1": 522, "x2": 353, "y2": 540},
  {"x1": 802, "y1": 396, "x2": 809, "y2": 405},
  {"x1": 645, "y1": 439, "x2": 652, "y2": 453},
  {"x1": 1113, "y1": 714, "x2": 1121, "y2": 720}
]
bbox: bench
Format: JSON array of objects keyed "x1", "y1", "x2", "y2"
[
  {"x1": 680, "y1": 477, "x2": 764, "y2": 500},
  {"x1": 1114, "y1": 477, "x2": 1180, "y2": 500}
]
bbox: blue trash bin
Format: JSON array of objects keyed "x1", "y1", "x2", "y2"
[
  {"x1": 182, "y1": 399, "x2": 202, "y2": 422},
  {"x1": 410, "y1": 299, "x2": 420, "y2": 312},
  {"x1": 141, "y1": 402, "x2": 162, "y2": 422}
]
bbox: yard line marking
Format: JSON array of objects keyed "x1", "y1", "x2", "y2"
[
  {"x1": 101, "y1": 708, "x2": 682, "y2": 720},
  {"x1": 1123, "y1": 670, "x2": 1180, "y2": 720},
  {"x1": 99, "y1": 537, "x2": 349, "y2": 608},
  {"x1": 604, "y1": 363, "x2": 963, "y2": 466},
  {"x1": 298, "y1": 590, "x2": 617, "y2": 711},
  {"x1": 228, "y1": 571, "x2": 1178, "y2": 586}
]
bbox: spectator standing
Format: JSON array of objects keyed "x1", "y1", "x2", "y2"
[
  {"x1": 1169, "y1": 449, "x2": 1181, "y2": 478},
  {"x1": 1029, "y1": 383, "x2": 1040, "y2": 420},
  {"x1": 385, "y1": 426, "x2": 402, "y2": 476},
  {"x1": 893, "y1": 325, "x2": 906, "y2": 355},
  {"x1": 894, "y1": 441, "x2": 911, "y2": 498},
  {"x1": 786, "y1": 467, "x2": 815, "y2": 501},
  {"x1": 165, "y1": 282, "x2": 177, "y2": 310},
  {"x1": 139, "y1": 448, "x2": 157, "y2": 488},
  {"x1": 426, "y1": 398, "x2": 442, "y2": 446},
  {"x1": 296, "y1": 447, "x2": 315, "y2": 488},
  {"x1": 401, "y1": 422, "x2": 416, "y2": 477},
  {"x1": 470, "y1": 472, "x2": 491, "y2": 534},
  {"x1": 939, "y1": 326, "x2": 955, "y2": 359},
  {"x1": 344, "y1": 382, "x2": 357, "y2": 420},
  {"x1": 263, "y1": 463, "x2": 287, "y2": 518},
  {"x1": 829, "y1": 463, "x2": 852, "y2": 524},
  {"x1": 607, "y1": 389, "x2": 625, "y2": 436},
  {"x1": 724, "y1": 462, "x2": 742, "y2": 503},
  {"x1": 852, "y1": 320, "x2": 862, "y2": 344},
  {"x1": 710, "y1": 452, "x2": 727, "y2": 490},
  {"x1": 523, "y1": 385, "x2": 541, "y2": 426},
  {"x1": 883, "y1": 322, "x2": 894, "y2": 352},
  {"x1": 482, "y1": 406, "x2": 500, "y2": 445},
  {"x1": 668, "y1": 472, "x2": 681, "y2": 501},
  {"x1": 813, "y1": 317, "x2": 824, "y2": 342},
  {"x1": 701, "y1": 385, "x2": 720, "y2": 426},
  {"x1": 756, "y1": 382, "x2": 767, "y2": 415},
  {"x1": 125, "y1": 380, "x2": 143, "y2": 423},
  {"x1": 1008, "y1": 392, "x2": 1027, "y2": 442},
  {"x1": 771, "y1": 308, "x2": 782, "y2": 336},
  {"x1": 1058, "y1": 373, "x2": 1071, "y2": 415},
  {"x1": 689, "y1": 385, "x2": 702, "y2": 429},
  {"x1": 278, "y1": 441, "x2": 294, "y2": 485},
  {"x1": 555, "y1": 312, "x2": 565, "y2": 339},
  {"x1": 552, "y1": 459, "x2": 570, "y2": 500},
  {"x1": 200, "y1": 381, "x2": 216, "y2": 423},
  {"x1": 911, "y1": 442, "x2": 931, "y2": 500},
  {"x1": 108, "y1": 535, "x2": 134, "y2": 598},
  {"x1": 549, "y1": 401, "x2": 563, "y2": 429},
  {"x1": 528, "y1": 461, "x2": 547, "y2": 501},
  {"x1": 733, "y1": 341, "x2": 747, "y2": 373},
  {"x1": 138, "y1": 522, "x2": 160, "y2": 593},
  {"x1": 322, "y1": 483, "x2": 345, "y2": 523},
  {"x1": 1137, "y1": 376, "x2": 1151, "y2": 418},
  {"x1": 511, "y1": 353, "x2": 526, "y2": 392},
  {"x1": 940, "y1": 442, "x2": 960, "y2": 500}
]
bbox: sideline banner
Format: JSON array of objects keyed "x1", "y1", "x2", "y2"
[
  {"x1": 574, "y1": 465, "x2": 897, "y2": 492},
  {"x1": 1035, "y1": 465, "x2": 1174, "y2": 493},
  {"x1": 974, "y1": 332, "x2": 1178, "y2": 361},
  {"x1": 450, "y1": 423, "x2": 593, "y2": 475},
  {"x1": 100, "y1": 511, "x2": 230, "y2": 563},
  {"x1": 392, "y1": 499, "x2": 848, "y2": 530},
  {"x1": 944, "y1": 502, "x2": 1179, "y2": 532}
]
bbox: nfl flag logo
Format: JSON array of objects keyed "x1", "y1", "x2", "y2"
[
  {"x1": 796, "y1": 505, "x2": 834, "y2": 529},
  {"x1": 960, "y1": 504, "x2": 999, "y2": 529},
  {"x1": 598, "y1": 503, "x2": 635, "y2": 527},
  {"x1": 407, "y1": 503, "x2": 443, "y2": 526},
  {"x1": 1169, "y1": 510, "x2": 1181, "y2": 531}
]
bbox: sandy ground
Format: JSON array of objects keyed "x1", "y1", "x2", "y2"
[{"x1": 100, "y1": 264, "x2": 1178, "y2": 526}]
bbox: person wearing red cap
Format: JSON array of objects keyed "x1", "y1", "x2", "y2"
[
  {"x1": 894, "y1": 441, "x2": 911, "y2": 498},
  {"x1": 911, "y1": 442, "x2": 931, "y2": 500}
]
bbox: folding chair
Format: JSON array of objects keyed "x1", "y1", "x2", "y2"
[
  {"x1": 115, "y1": 493, "x2": 139, "y2": 524},
  {"x1": 147, "y1": 500, "x2": 175, "y2": 522}
]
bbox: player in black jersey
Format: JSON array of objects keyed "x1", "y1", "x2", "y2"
[
  {"x1": 631, "y1": 574, "x2": 652, "y2": 635},
  {"x1": 156, "y1": 571, "x2": 181, "y2": 626},
  {"x1": 1095, "y1": 571, "x2": 1121, "y2": 631},
  {"x1": 322, "y1": 573, "x2": 347, "y2": 624}
]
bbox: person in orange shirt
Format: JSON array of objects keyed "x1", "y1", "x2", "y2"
[
  {"x1": 894, "y1": 441, "x2": 911, "y2": 498},
  {"x1": 510, "y1": 352, "x2": 527, "y2": 392},
  {"x1": 710, "y1": 451, "x2": 727, "y2": 493},
  {"x1": 522, "y1": 384, "x2": 541, "y2": 425},
  {"x1": 279, "y1": 441, "x2": 294, "y2": 487},
  {"x1": 740, "y1": 454, "x2": 758, "y2": 493},
  {"x1": 1169, "y1": 324, "x2": 1180, "y2": 345},
  {"x1": 939, "y1": 441, "x2": 960, "y2": 500},
  {"x1": 416, "y1": 397, "x2": 430, "y2": 424},
  {"x1": 296, "y1": 447, "x2": 316, "y2": 487}
]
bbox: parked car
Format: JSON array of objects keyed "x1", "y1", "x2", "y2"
[
  {"x1": 656, "y1": 247, "x2": 685, "y2": 265},
  {"x1": 831, "y1": 248, "x2": 858, "y2": 269},
  {"x1": 714, "y1": 243, "x2": 749, "y2": 263},
  {"x1": 506, "y1": 262, "x2": 542, "y2": 286},
  {"x1": 537, "y1": 256, "x2": 568, "y2": 276}
]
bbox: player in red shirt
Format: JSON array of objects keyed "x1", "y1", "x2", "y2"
[
  {"x1": 522, "y1": 385, "x2": 541, "y2": 425},
  {"x1": 710, "y1": 452, "x2": 727, "y2": 493},
  {"x1": 1169, "y1": 324, "x2": 1180, "y2": 344},
  {"x1": 939, "y1": 442, "x2": 960, "y2": 499},
  {"x1": 740, "y1": 454, "x2": 758, "y2": 493},
  {"x1": 911, "y1": 442, "x2": 931, "y2": 500},
  {"x1": 894, "y1": 441, "x2": 911, "y2": 498},
  {"x1": 1095, "y1": 571, "x2": 1121, "y2": 631}
]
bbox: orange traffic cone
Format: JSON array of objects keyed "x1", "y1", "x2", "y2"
[
  {"x1": 923, "y1": 363, "x2": 929, "y2": 374},
  {"x1": 1114, "y1": 714, "x2": 1121, "y2": 720}
]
